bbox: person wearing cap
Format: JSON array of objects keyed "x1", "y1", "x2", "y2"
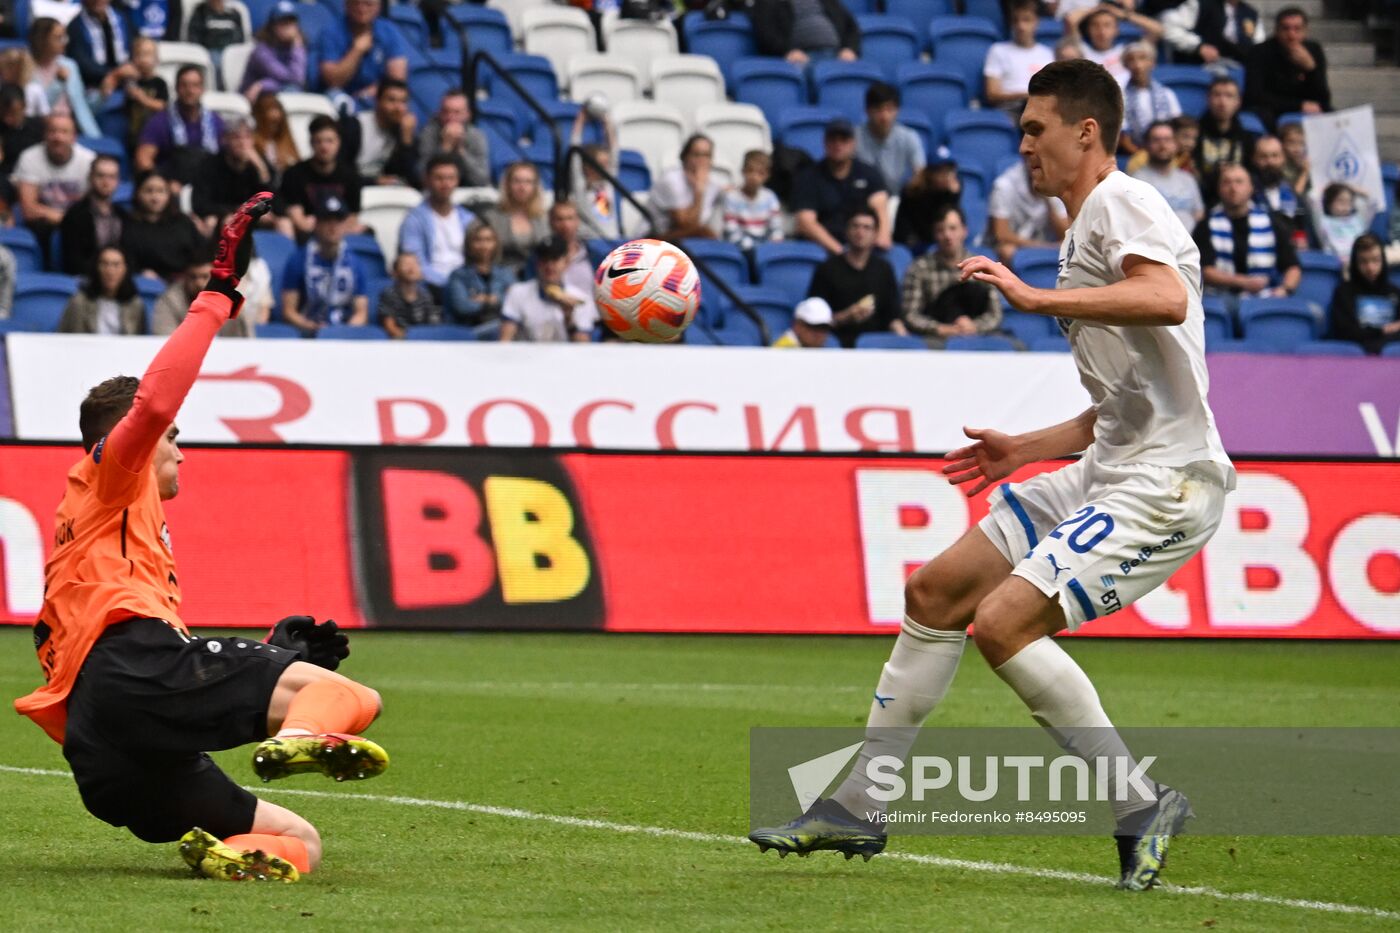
[
  {"x1": 900, "y1": 204, "x2": 1003, "y2": 348},
  {"x1": 240, "y1": 1, "x2": 309, "y2": 100},
  {"x1": 984, "y1": 0, "x2": 1054, "y2": 115},
  {"x1": 806, "y1": 206, "x2": 904, "y2": 348},
  {"x1": 792, "y1": 118, "x2": 891, "y2": 255},
  {"x1": 191, "y1": 117, "x2": 275, "y2": 238},
  {"x1": 134, "y1": 63, "x2": 223, "y2": 189},
  {"x1": 894, "y1": 148, "x2": 963, "y2": 252},
  {"x1": 499, "y1": 237, "x2": 598, "y2": 343},
  {"x1": 281, "y1": 195, "x2": 370, "y2": 334},
  {"x1": 856, "y1": 83, "x2": 925, "y2": 194},
  {"x1": 650, "y1": 134, "x2": 724, "y2": 241},
  {"x1": 277, "y1": 115, "x2": 363, "y2": 241},
  {"x1": 772, "y1": 297, "x2": 836, "y2": 348},
  {"x1": 1119, "y1": 42, "x2": 1181, "y2": 154},
  {"x1": 317, "y1": 0, "x2": 408, "y2": 104}
]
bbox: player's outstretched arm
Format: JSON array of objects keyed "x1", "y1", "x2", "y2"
[
  {"x1": 958, "y1": 254, "x2": 1187, "y2": 327},
  {"x1": 101, "y1": 193, "x2": 274, "y2": 474},
  {"x1": 942, "y1": 408, "x2": 1096, "y2": 497}
]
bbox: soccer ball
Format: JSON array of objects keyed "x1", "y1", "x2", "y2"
[{"x1": 594, "y1": 239, "x2": 701, "y2": 343}]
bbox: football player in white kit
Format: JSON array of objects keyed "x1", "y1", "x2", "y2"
[{"x1": 749, "y1": 59, "x2": 1236, "y2": 891}]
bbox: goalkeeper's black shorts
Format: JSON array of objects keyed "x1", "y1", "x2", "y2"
[{"x1": 62, "y1": 618, "x2": 299, "y2": 842}]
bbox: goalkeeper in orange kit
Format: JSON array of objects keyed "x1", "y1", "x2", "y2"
[{"x1": 14, "y1": 194, "x2": 389, "y2": 884}]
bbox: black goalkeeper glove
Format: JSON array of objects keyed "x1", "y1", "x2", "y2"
[{"x1": 266, "y1": 615, "x2": 351, "y2": 671}]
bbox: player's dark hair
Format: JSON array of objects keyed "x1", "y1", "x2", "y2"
[
  {"x1": 1275, "y1": 6, "x2": 1307, "y2": 26},
  {"x1": 424, "y1": 153, "x2": 460, "y2": 177},
  {"x1": 308, "y1": 114, "x2": 340, "y2": 138},
  {"x1": 80, "y1": 375, "x2": 140, "y2": 453},
  {"x1": 175, "y1": 64, "x2": 204, "y2": 85},
  {"x1": 1026, "y1": 58, "x2": 1123, "y2": 155},
  {"x1": 865, "y1": 82, "x2": 899, "y2": 109}
]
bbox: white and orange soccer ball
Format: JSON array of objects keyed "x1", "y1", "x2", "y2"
[{"x1": 593, "y1": 239, "x2": 700, "y2": 343}]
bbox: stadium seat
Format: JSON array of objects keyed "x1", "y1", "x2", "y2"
[
  {"x1": 1154, "y1": 65, "x2": 1212, "y2": 120},
  {"x1": 256, "y1": 322, "x2": 302, "y2": 339},
  {"x1": 754, "y1": 241, "x2": 827, "y2": 295},
  {"x1": 404, "y1": 325, "x2": 477, "y2": 341},
  {"x1": 895, "y1": 63, "x2": 967, "y2": 146},
  {"x1": 776, "y1": 106, "x2": 845, "y2": 161},
  {"x1": 409, "y1": 67, "x2": 456, "y2": 118},
  {"x1": 294, "y1": 0, "x2": 337, "y2": 50},
  {"x1": 729, "y1": 58, "x2": 806, "y2": 133},
  {"x1": 201, "y1": 90, "x2": 252, "y2": 122},
  {"x1": 156, "y1": 41, "x2": 214, "y2": 90},
  {"x1": 694, "y1": 103, "x2": 771, "y2": 172},
  {"x1": 522, "y1": 5, "x2": 594, "y2": 84},
  {"x1": 345, "y1": 233, "x2": 387, "y2": 279},
  {"x1": 1202, "y1": 295, "x2": 1234, "y2": 342},
  {"x1": 13, "y1": 273, "x2": 77, "y2": 332},
  {"x1": 683, "y1": 15, "x2": 755, "y2": 86},
  {"x1": 682, "y1": 324, "x2": 719, "y2": 346},
  {"x1": 732, "y1": 285, "x2": 793, "y2": 342},
  {"x1": 616, "y1": 149, "x2": 652, "y2": 193},
  {"x1": 886, "y1": 0, "x2": 956, "y2": 47},
  {"x1": 1296, "y1": 251, "x2": 1342, "y2": 312},
  {"x1": 1238, "y1": 111, "x2": 1267, "y2": 136},
  {"x1": 1294, "y1": 340, "x2": 1366, "y2": 356},
  {"x1": 1237, "y1": 296, "x2": 1320, "y2": 347},
  {"x1": 0, "y1": 226, "x2": 41, "y2": 273},
  {"x1": 651, "y1": 56, "x2": 726, "y2": 126},
  {"x1": 811, "y1": 59, "x2": 886, "y2": 124},
  {"x1": 1012, "y1": 246, "x2": 1061, "y2": 290},
  {"x1": 1000, "y1": 310, "x2": 1057, "y2": 343},
  {"x1": 476, "y1": 99, "x2": 524, "y2": 147},
  {"x1": 946, "y1": 334, "x2": 1019, "y2": 351},
  {"x1": 882, "y1": 244, "x2": 913, "y2": 284},
  {"x1": 945, "y1": 109, "x2": 1018, "y2": 164},
  {"x1": 277, "y1": 91, "x2": 337, "y2": 160},
  {"x1": 1208, "y1": 337, "x2": 1288, "y2": 353},
  {"x1": 604, "y1": 18, "x2": 680, "y2": 90},
  {"x1": 928, "y1": 17, "x2": 999, "y2": 95},
  {"x1": 841, "y1": 0, "x2": 879, "y2": 12},
  {"x1": 1382, "y1": 343, "x2": 1400, "y2": 358},
  {"x1": 856, "y1": 332, "x2": 926, "y2": 350},
  {"x1": 488, "y1": 0, "x2": 550, "y2": 39},
  {"x1": 360, "y1": 186, "x2": 424, "y2": 269},
  {"x1": 612, "y1": 101, "x2": 687, "y2": 178},
  {"x1": 220, "y1": 42, "x2": 255, "y2": 92},
  {"x1": 319, "y1": 324, "x2": 387, "y2": 340},
  {"x1": 386, "y1": 2, "x2": 429, "y2": 47},
  {"x1": 568, "y1": 55, "x2": 643, "y2": 105},
  {"x1": 483, "y1": 54, "x2": 559, "y2": 114},
  {"x1": 1035, "y1": 18, "x2": 1065, "y2": 45},
  {"x1": 1028, "y1": 334, "x2": 1070, "y2": 351},
  {"x1": 899, "y1": 110, "x2": 935, "y2": 160},
  {"x1": 447, "y1": 5, "x2": 513, "y2": 57},
  {"x1": 963, "y1": 0, "x2": 1006, "y2": 34},
  {"x1": 682, "y1": 239, "x2": 750, "y2": 304},
  {"x1": 856, "y1": 15, "x2": 921, "y2": 80}
]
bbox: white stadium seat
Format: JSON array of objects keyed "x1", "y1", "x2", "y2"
[
  {"x1": 611, "y1": 100, "x2": 686, "y2": 179},
  {"x1": 220, "y1": 42, "x2": 255, "y2": 94},
  {"x1": 521, "y1": 6, "x2": 595, "y2": 85},
  {"x1": 361, "y1": 186, "x2": 425, "y2": 264},
  {"x1": 487, "y1": 0, "x2": 551, "y2": 39},
  {"x1": 602, "y1": 18, "x2": 678, "y2": 90},
  {"x1": 201, "y1": 91, "x2": 252, "y2": 123},
  {"x1": 694, "y1": 102, "x2": 772, "y2": 170},
  {"x1": 156, "y1": 41, "x2": 215, "y2": 91},
  {"x1": 567, "y1": 55, "x2": 642, "y2": 106},
  {"x1": 277, "y1": 91, "x2": 337, "y2": 160},
  {"x1": 650, "y1": 55, "x2": 725, "y2": 126}
]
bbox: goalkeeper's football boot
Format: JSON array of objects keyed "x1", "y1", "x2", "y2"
[
  {"x1": 1115, "y1": 785, "x2": 1194, "y2": 891},
  {"x1": 748, "y1": 798, "x2": 887, "y2": 861},
  {"x1": 252, "y1": 732, "x2": 390, "y2": 783},
  {"x1": 179, "y1": 828, "x2": 299, "y2": 883}
]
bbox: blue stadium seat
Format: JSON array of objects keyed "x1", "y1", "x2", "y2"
[
  {"x1": 886, "y1": 0, "x2": 956, "y2": 47},
  {"x1": 895, "y1": 63, "x2": 966, "y2": 146},
  {"x1": 345, "y1": 234, "x2": 387, "y2": 278},
  {"x1": 1028, "y1": 334, "x2": 1070, "y2": 352},
  {"x1": 1372, "y1": 161, "x2": 1398, "y2": 240},
  {"x1": 252, "y1": 230, "x2": 296, "y2": 317},
  {"x1": 476, "y1": 98, "x2": 523, "y2": 146},
  {"x1": 945, "y1": 108, "x2": 1018, "y2": 164},
  {"x1": 1238, "y1": 296, "x2": 1320, "y2": 347},
  {"x1": 682, "y1": 324, "x2": 719, "y2": 345},
  {"x1": 244, "y1": 0, "x2": 276, "y2": 30},
  {"x1": 586, "y1": 238, "x2": 625, "y2": 269},
  {"x1": 754, "y1": 241, "x2": 827, "y2": 295},
  {"x1": 1202, "y1": 294, "x2": 1234, "y2": 341},
  {"x1": 712, "y1": 315, "x2": 764, "y2": 346},
  {"x1": 1294, "y1": 340, "x2": 1366, "y2": 356},
  {"x1": 928, "y1": 17, "x2": 999, "y2": 95},
  {"x1": 840, "y1": 0, "x2": 880, "y2": 13},
  {"x1": 256, "y1": 322, "x2": 302, "y2": 339},
  {"x1": 682, "y1": 239, "x2": 750, "y2": 307},
  {"x1": 1238, "y1": 111, "x2": 1267, "y2": 136},
  {"x1": 776, "y1": 106, "x2": 845, "y2": 161},
  {"x1": 963, "y1": 0, "x2": 1007, "y2": 36},
  {"x1": 1000, "y1": 310, "x2": 1057, "y2": 343},
  {"x1": 319, "y1": 324, "x2": 388, "y2": 340},
  {"x1": 1012, "y1": 246, "x2": 1061, "y2": 289},
  {"x1": 447, "y1": 5, "x2": 513, "y2": 58},
  {"x1": 946, "y1": 334, "x2": 1018, "y2": 351},
  {"x1": 409, "y1": 67, "x2": 455, "y2": 119},
  {"x1": 962, "y1": 191, "x2": 989, "y2": 247},
  {"x1": 856, "y1": 332, "x2": 926, "y2": 350},
  {"x1": 388, "y1": 3, "x2": 430, "y2": 48},
  {"x1": 1207, "y1": 338, "x2": 1288, "y2": 354},
  {"x1": 1154, "y1": 65, "x2": 1212, "y2": 120},
  {"x1": 684, "y1": 14, "x2": 755, "y2": 85},
  {"x1": 1296, "y1": 251, "x2": 1342, "y2": 313},
  {"x1": 730, "y1": 58, "x2": 807, "y2": 133},
  {"x1": 811, "y1": 60, "x2": 886, "y2": 123},
  {"x1": 79, "y1": 135, "x2": 129, "y2": 180},
  {"x1": 0, "y1": 226, "x2": 42, "y2": 273},
  {"x1": 533, "y1": 99, "x2": 586, "y2": 148},
  {"x1": 856, "y1": 15, "x2": 921, "y2": 80},
  {"x1": 12, "y1": 273, "x2": 77, "y2": 332},
  {"x1": 295, "y1": 2, "x2": 338, "y2": 58},
  {"x1": 1034, "y1": 18, "x2": 1064, "y2": 45},
  {"x1": 617, "y1": 149, "x2": 652, "y2": 192},
  {"x1": 483, "y1": 54, "x2": 558, "y2": 113},
  {"x1": 899, "y1": 111, "x2": 935, "y2": 160},
  {"x1": 1382, "y1": 342, "x2": 1400, "y2": 358},
  {"x1": 732, "y1": 285, "x2": 793, "y2": 341},
  {"x1": 882, "y1": 244, "x2": 913, "y2": 284},
  {"x1": 404, "y1": 324, "x2": 477, "y2": 341}
]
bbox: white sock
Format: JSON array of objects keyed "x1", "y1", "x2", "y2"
[
  {"x1": 830, "y1": 616, "x2": 966, "y2": 818},
  {"x1": 276, "y1": 728, "x2": 314, "y2": 738},
  {"x1": 994, "y1": 636, "x2": 1156, "y2": 827}
]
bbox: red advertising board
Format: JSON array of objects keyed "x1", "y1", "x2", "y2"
[{"x1": 1, "y1": 445, "x2": 1395, "y2": 638}]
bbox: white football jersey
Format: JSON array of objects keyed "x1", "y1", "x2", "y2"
[{"x1": 1054, "y1": 172, "x2": 1236, "y2": 489}]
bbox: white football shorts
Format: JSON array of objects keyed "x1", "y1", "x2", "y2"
[{"x1": 978, "y1": 456, "x2": 1227, "y2": 630}]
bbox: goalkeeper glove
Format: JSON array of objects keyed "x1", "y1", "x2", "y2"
[
  {"x1": 266, "y1": 615, "x2": 351, "y2": 672},
  {"x1": 206, "y1": 191, "x2": 274, "y2": 316}
]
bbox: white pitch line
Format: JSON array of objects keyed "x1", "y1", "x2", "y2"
[{"x1": 4, "y1": 764, "x2": 1396, "y2": 922}]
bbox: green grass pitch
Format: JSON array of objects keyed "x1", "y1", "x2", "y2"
[{"x1": 1, "y1": 630, "x2": 1397, "y2": 931}]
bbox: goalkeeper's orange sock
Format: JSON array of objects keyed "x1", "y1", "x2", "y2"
[
  {"x1": 278, "y1": 679, "x2": 380, "y2": 737},
  {"x1": 222, "y1": 834, "x2": 311, "y2": 874}
]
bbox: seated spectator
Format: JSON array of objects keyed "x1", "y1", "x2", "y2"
[
  {"x1": 792, "y1": 118, "x2": 890, "y2": 255},
  {"x1": 500, "y1": 236, "x2": 597, "y2": 343},
  {"x1": 277, "y1": 114, "x2": 362, "y2": 241},
  {"x1": 66, "y1": 0, "x2": 132, "y2": 95},
  {"x1": 1193, "y1": 162, "x2": 1300, "y2": 314},
  {"x1": 1194, "y1": 76, "x2": 1256, "y2": 203},
  {"x1": 0, "y1": 243, "x2": 14, "y2": 318},
  {"x1": 1079, "y1": 6, "x2": 1162, "y2": 84},
  {"x1": 482, "y1": 161, "x2": 549, "y2": 278},
  {"x1": 135, "y1": 64, "x2": 223, "y2": 188},
  {"x1": 548, "y1": 200, "x2": 593, "y2": 297},
  {"x1": 856, "y1": 83, "x2": 924, "y2": 195},
  {"x1": 416, "y1": 88, "x2": 489, "y2": 189},
  {"x1": 446, "y1": 220, "x2": 513, "y2": 337},
  {"x1": 984, "y1": 0, "x2": 1054, "y2": 115},
  {"x1": 1314, "y1": 183, "x2": 1375, "y2": 262},
  {"x1": 806, "y1": 207, "x2": 904, "y2": 348},
  {"x1": 120, "y1": 36, "x2": 168, "y2": 150},
  {"x1": 26, "y1": 16, "x2": 101, "y2": 138},
  {"x1": 241, "y1": 2, "x2": 307, "y2": 100},
  {"x1": 750, "y1": 0, "x2": 859, "y2": 65},
  {"x1": 0, "y1": 84, "x2": 43, "y2": 180},
  {"x1": 379, "y1": 252, "x2": 441, "y2": 338},
  {"x1": 397, "y1": 155, "x2": 475, "y2": 297},
  {"x1": 1279, "y1": 122, "x2": 1309, "y2": 196},
  {"x1": 251, "y1": 91, "x2": 299, "y2": 185},
  {"x1": 238, "y1": 244, "x2": 274, "y2": 325},
  {"x1": 569, "y1": 105, "x2": 623, "y2": 238},
  {"x1": 900, "y1": 205, "x2": 1002, "y2": 346},
  {"x1": 121, "y1": 170, "x2": 207, "y2": 281},
  {"x1": 345, "y1": 77, "x2": 417, "y2": 187},
  {"x1": 1126, "y1": 113, "x2": 1202, "y2": 177},
  {"x1": 722, "y1": 150, "x2": 784, "y2": 252},
  {"x1": 1130, "y1": 120, "x2": 1203, "y2": 231},
  {"x1": 188, "y1": 0, "x2": 245, "y2": 86},
  {"x1": 154, "y1": 250, "x2": 255, "y2": 336},
  {"x1": 989, "y1": 159, "x2": 1067, "y2": 264},
  {"x1": 13, "y1": 113, "x2": 94, "y2": 266},
  {"x1": 1250, "y1": 134, "x2": 1304, "y2": 228},
  {"x1": 281, "y1": 195, "x2": 369, "y2": 333},
  {"x1": 773, "y1": 297, "x2": 835, "y2": 348},
  {"x1": 191, "y1": 117, "x2": 275, "y2": 237},
  {"x1": 1330, "y1": 233, "x2": 1400, "y2": 355},
  {"x1": 59, "y1": 153, "x2": 126, "y2": 275},
  {"x1": 317, "y1": 0, "x2": 408, "y2": 106},
  {"x1": 651, "y1": 133, "x2": 723, "y2": 241},
  {"x1": 1245, "y1": 8, "x2": 1330, "y2": 129},
  {"x1": 894, "y1": 148, "x2": 962, "y2": 251},
  {"x1": 1161, "y1": 0, "x2": 1262, "y2": 66},
  {"x1": 58, "y1": 246, "x2": 144, "y2": 333},
  {"x1": 1119, "y1": 43, "x2": 1180, "y2": 154}
]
